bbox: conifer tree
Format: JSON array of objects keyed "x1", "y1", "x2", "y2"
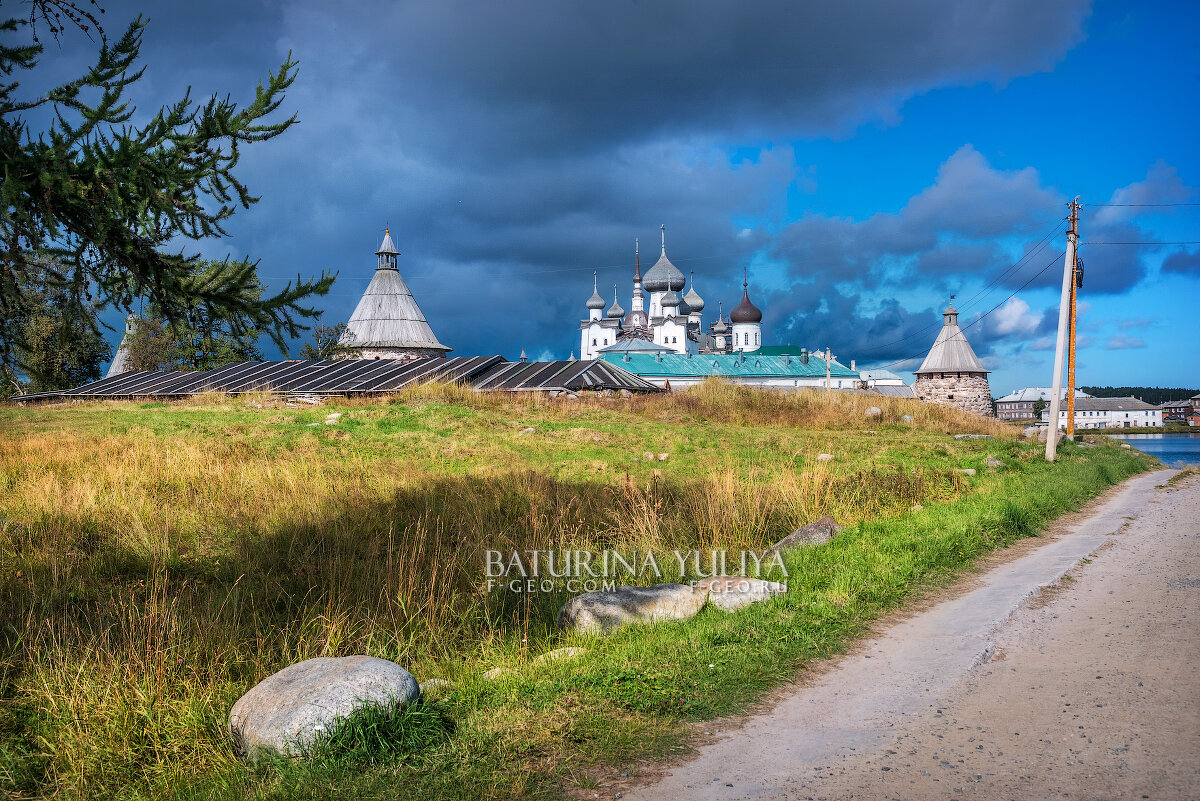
[{"x1": 0, "y1": 2, "x2": 333, "y2": 377}]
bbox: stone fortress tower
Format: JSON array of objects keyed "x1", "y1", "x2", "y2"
[{"x1": 913, "y1": 303, "x2": 992, "y2": 416}]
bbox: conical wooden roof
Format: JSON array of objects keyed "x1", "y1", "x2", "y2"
[
  {"x1": 915, "y1": 305, "x2": 987, "y2": 374},
  {"x1": 340, "y1": 231, "x2": 450, "y2": 352}
]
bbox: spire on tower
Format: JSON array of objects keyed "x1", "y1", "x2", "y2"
[{"x1": 660, "y1": 224, "x2": 666, "y2": 253}]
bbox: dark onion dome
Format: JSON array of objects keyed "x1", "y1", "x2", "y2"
[
  {"x1": 607, "y1": 286, "x2": 625, "y2": 319},
  {"x1": 585, "y1": 272, "x2": 606, "y2": 310},
  {"x1": 730, "y1": 282, "x2": 762, "y2": 323}
]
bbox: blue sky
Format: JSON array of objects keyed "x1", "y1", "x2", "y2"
[{"x1": 35, "y1": 0, "x2": 1200, "y2": 393}]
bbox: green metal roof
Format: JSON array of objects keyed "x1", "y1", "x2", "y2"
[
  {"x1": 598, "y1": 352, "x2": 859, "y2": 379},
  {"x1": 754, "y1": 345, "x2": 809, "y2": 356}
]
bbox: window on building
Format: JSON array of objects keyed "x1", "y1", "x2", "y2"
[
  {"x1": 755, "y1": 332, "x2": 759, "y2": 345},
  {"x1": 671, "y1": 336, "x2": 677, "y2": 343},
  {"x1": 592, "y1": 339, "x2": 597, "y2": 346}
]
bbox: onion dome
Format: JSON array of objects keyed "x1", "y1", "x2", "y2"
[
  {"x1": 711, "y1": 302, "x2": 729, "y2": 334},
  {"x1": 642, "y1": 225, "x2": 686, "y2": 292},
  {"x1": 660, "y1": 290, "x2": 681, "y2": 309},
  {"x1": 682, "y1": 271, "x2": 704, "y2": 312},
  {"x1": 730, "y1": 275, "x2": 762, "y2": 323},
  {"x1": 585, "y1": 272, "x2": 605, "y2": 310},
  {"x1": 607, "y1": 285, "x2": 625, "y2": 318}
]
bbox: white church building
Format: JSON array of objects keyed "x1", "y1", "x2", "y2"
[{"x1": 579, "y1": 227, "x2": 763, "y2": 360}]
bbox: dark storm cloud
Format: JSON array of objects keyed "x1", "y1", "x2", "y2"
[
  {"x1": 277, "y1": 0, "x2": 1090, "y2": 159},
  {"x1": 82, "y1": 0, "x2": 1096, "y2": 359}
]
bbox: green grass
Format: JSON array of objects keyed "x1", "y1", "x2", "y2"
[{"x1": 0, "y1": 382, "x2": 1155, "y2": 800}]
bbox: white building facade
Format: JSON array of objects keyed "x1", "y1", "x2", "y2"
[{"x1": 1043, "y1": 396, "x2": 1162, "y2": 429}]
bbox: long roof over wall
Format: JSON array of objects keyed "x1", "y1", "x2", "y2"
[
  {"x1": 599, "y1": 352, "x2": 858, "y2": 379},
  {"x1": 8, "y1": 357, "x2": 661, "y2": 402}
]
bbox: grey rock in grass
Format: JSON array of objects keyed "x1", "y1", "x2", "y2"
[
  {"x1": 481, "y1": 667, "x2": 515, "y2": 681},
  {"x1": 229, "y1": 656, "x2": 419, "y2": 760},
  {"x1": 643, "y1": 451, "x2": 656, "y2": 461},
  {"x1": 816, "y1": 453, "x2": 835, "y2": 462},
  {"x1": 620, "y1": 389, "x2": 633, "y2": 399},
  {"x1": 418, "y1": 678, "x2": 453, "y2": 696},
  {"x1": 532, "y1": 647, "x2": 588, "y2": 665},
  {"x1": 657, "y1": 453, "x2": 670, "y2": 461},
  {"x1": 518, "y1": 427, "x2": 536, "y2": 436},
  {"x1": 901, "y1": 414, "x2": 914, "y2": 424},
  {"x1": 764, "y1": 516, "x2": 844, "y2": 556},
  {"x1": 1037, "y1": 427, "x2": 1066, "y2": 445},
  {"x1": 959, "y1": 468, "x2": 977, "y2": 476},
  {"x1": 1120, "y1": 442, "x2": 1132, "y2": 449},
  {"x1": 953, "y1": 434, "x2": 993, "y2": 440},
  {"x1": 1022, "y1": 426, "x2": 1039, "y2": 439},
  {"x1": 557, "y1": 584, "x2": 706, "y2": 634},
  {"x1": 693, "y1": 575, "x2": 788, "y2": 611},
  {"x1": 864, "y1": 406, "x2": 883, "y2": 419},
  {"x1": 986, "y1": 456, "x2": 1005, "y2": 469}
]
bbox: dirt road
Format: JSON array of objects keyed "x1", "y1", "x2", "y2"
[{"x1": 624, "y1": 468, "x2": 1200, "y2": 800}]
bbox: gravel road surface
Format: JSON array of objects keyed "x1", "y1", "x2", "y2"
[{"x1": 623, "y1": 468, "x2": 1200, "y2": 800}]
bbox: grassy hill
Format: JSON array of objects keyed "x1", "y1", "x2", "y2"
[{"x1": 0, "y1": 382, "x2": 1154, "y2": 800}]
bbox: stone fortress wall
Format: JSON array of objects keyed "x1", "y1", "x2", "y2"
[{"x1": 914, "y1": 372, "x2": 993, "y2": 417}]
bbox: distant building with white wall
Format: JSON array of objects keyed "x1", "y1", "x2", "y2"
[
  {"x1": 1043, "y1": 396, "x2": 1162, "y2": 429},
  {"x1": 995, "y1": 387, "x2": 1091, "y2": 420}
]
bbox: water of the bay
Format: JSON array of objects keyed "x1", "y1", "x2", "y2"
[{"x1": 1107, "y1": 432, "x2": 1200, "y2": 468}]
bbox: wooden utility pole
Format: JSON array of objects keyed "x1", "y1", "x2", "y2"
[
  {"x1": 1046, "y1": 198, "x2": 1080, "y2": 461},
  {"x1": 1066, "y1": 246, "x2": 1082, "y2": 436},
  {"x1": 825, "y1": 348, "x2": 832, "y2": 390}
]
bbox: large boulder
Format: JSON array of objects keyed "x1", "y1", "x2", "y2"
[
  {"x1": 229, "y1": 656, "x2": 419, "y2": 760},
  {"x1": 765, "y1": 516, "x2": 844, "y2": 555},
  {"x1": 864, "y1": 406, "x2": 882, "y2": 419},
  {"x1": 692, "y1": 575, "x2": 788, "y2": 611},
  {"x1": 557, "y1": 584, "x2": 706, "y2": 634},
  {"x1": 1022, "y1": 426, "x2": 1039, "y2": 439}
]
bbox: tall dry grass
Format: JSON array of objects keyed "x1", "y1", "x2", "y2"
[{"x1": 0, "y1": 381, "x2": 997, "y2": 797}]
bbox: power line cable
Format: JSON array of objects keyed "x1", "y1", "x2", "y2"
[
  {"x1": 853, "y1": 219, "x2": 1066, "y2": 358},
  {"x1": 867, "y1": 249, "x2": 1065, "y2": 372},
  {"x1": 1083, "y1": 202, "x2": 1200, "y2": 207}
]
